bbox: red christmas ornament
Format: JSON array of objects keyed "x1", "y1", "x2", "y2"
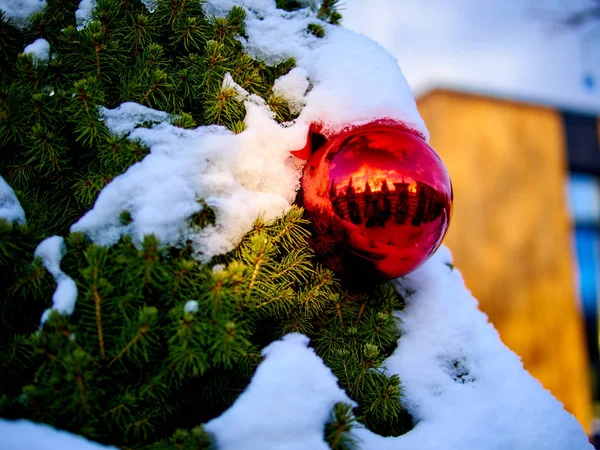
[{"x1": 298, "y1": 120, "x2": 453, "y2": 280}]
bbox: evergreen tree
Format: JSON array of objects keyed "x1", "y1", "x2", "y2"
[{"x1": 0, "y1": 0, "x2": 413, "y2": 448}]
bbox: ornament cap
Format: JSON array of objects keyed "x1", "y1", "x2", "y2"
[
  {"x1": 291, "y1": 119, "x2": 428, "y2": 161},
  {"x1": 290, "y1": 123, "x2": 325, "y2": 160}
]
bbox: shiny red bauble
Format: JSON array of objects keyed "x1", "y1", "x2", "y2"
[{"x1": 299, "y1": 120, "x2": 453, "y2": 280}]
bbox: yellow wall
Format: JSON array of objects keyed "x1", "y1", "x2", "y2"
[{"x1": 418, "y1": 90, "x2": 592, "y2": 432}]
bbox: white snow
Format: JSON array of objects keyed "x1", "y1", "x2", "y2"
[
  {"x1": 184, "y1": 300, "x2": 199, "y2": 313},
  {"x1": 75, "y1": 0, "x2": 95, "y2": 30},
  {"x1": 204, "y1": 0, "x2": 427, "y2": 138},
  {"x1": 0, "y1": 175, "x2": 26, "y2": 224},
  {"x1": 212, "y1": 263, "x2": 226, "y2": 273},
  {"x1": 76, "y1": 0, "x2": 154, "y2": 28},
  {"x1": 221, "y1": 72, "x2": 251, "y2": 101},
  {"x1": 206, "y1": 247, "x2": 592, "y2": 450},
  {"x1": 0, "y1": 0, "x2": 45, "y2": 28},
  {"x1": 72, "y1": 0, "x2": 426, "y2": 260},
  {"x1": 354, "y1": 246, "x2": 592, "y2": 449},
  {"x1": 72, "y1": 101, "x2": 303, "y2": 259},
  {"x1": 272, "y1": 67, "x2": 310, "y2": 115},
  {"x1": 0, "y1": 419, "x2": 117, "y2": 450},
  {"x1": 205, "y1": 333, "x2": 354, "y2": 450},
  {"x1": 141, "y1": 0, "x2": 157, "y2": 13},
  {"x1": 23, "y1": 38, "x2": 50, "y2": 62},
  {"x1": 34, "y1": 236, "x2": 78, "y2": 324},
  {"x1": 98, "y1": 102, "x2": 172, "y2": 138}
]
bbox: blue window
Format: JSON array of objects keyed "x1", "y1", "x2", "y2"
[
  {"x1": 568, "y1": 173, "x2": 600, "y2": 390},
  {"x1": 574, "y1": 228, "x2": 600, "y2": 319}
]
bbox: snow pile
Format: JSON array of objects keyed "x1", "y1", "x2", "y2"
[
  {"x1": 205, "y1": 333, "x2": 353, "y2": 450},
  {"x1": 0, "y1": 419, "x2": 117, "y2": 450},
  {"x1": 0, "y1": 176, "x2": 26, "y2": 224},
  {"x1": 72, "y1": 100, "x2": 305, "y2": 259},
  {"x1": 0, "y1": 0, "x2": 45, "y2": 28},
  {"x1": 34, "y1": 236, "x2": 78, "y2": 324},
  {"x1": 354, "y1": 246, "x2": 592, "y2": 449},
  {"x1": 72, "y1": 0, "x2": 425, "y2": 260},
  {"x1": 204, "y1": 0, "x2": 427, "y2": 138},
  {"x1": 206, "y1": 247, "x2": 592, "y2": 450},
  {"x1": 23, "y1": 38, "x2": 50, "y2": 62}
]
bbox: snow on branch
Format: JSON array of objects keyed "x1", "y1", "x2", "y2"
[
  {"x1": 0, "y1": 176, "x2": 26, "y2": 225},
  {"x1": 0, "y1": 419, "x2": 117, "y2": 450},
  {"x1": 34, "y1": 236, "x2": 78, "y2": 324},
  {"x1": 0, "y1": 0, "x2": 46, "y2": 28},
  {"x1": 23, "y1": 38, "x2": 50, "y2": 62},
  {"x1": 205, "y1": 333, "x2": 354, "y2": 450},
  {"x1": 207, "y1": 247, "x2": 592, "y2": 450},
  {"x1": 71, "y1": 0, "x2": 427, "y2": 261}
]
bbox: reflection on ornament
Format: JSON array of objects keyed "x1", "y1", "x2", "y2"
[{"x1": 299, "y1": 120, "x2": 453, "y2": 280}]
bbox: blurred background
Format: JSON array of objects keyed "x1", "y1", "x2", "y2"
[{"x1": 344, "y1": 0, "x2": 600, "y2": 443}]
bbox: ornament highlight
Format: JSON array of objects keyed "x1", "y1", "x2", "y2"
[{"x1": 299, "y1": 120, "x2": 453, "y2": 280}]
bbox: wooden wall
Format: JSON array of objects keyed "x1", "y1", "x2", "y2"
[{"x1": 417, "y1": 90, "x2": 592, "y2": 432}]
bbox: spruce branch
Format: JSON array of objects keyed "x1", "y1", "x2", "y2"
[
  {"x1": 81, "y1": 245, "x2": 110, "y2": 359},
  {"x1": 108, "y1": 306, "x2": 158, "y2": 368},
  {"x1": 334, "y1": 295, "x2": 345, "y2": 330},
  {"x1": 354, "y1": 299, "x2": 367, "y2": 327},
  {"x1": 242, "y1": 232, "x2": 272, "y2": 303},
  {"x1": 93, "y1": 281, "x2": 106, "y2": 359},
  {"x1": 325, "y1": 403, "x2": 359, "y2": 450}
]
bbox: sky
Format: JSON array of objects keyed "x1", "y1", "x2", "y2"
[{"x1": 343, "y1": 0, "x2": 600, "y2": 115}]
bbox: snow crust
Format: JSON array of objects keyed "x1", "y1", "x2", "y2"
[
  {"x1": 34, "y1": 236, "x2": 78, "y2": 324},
  {"x1": 0, "y1": 0, "x2": 45, "y2": 28},
  {"x1": 72, "y1": 0, "x2": 425, "y2": 260},
  {"x1": 207, "y1": 247, "x2": 592, "y2": 450},
  {"x1": 205, "y1": 333, "x2": 353, "y2": 450},
  {"x1": 0, "y1": 419, "x2": 117, "y2": 450},
  {"x1": 0, "y1": 175, "x2": 26, "y2": 224},
  {"x1": 23, "y1": 38, "x2": 50, "y2": 61}
]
